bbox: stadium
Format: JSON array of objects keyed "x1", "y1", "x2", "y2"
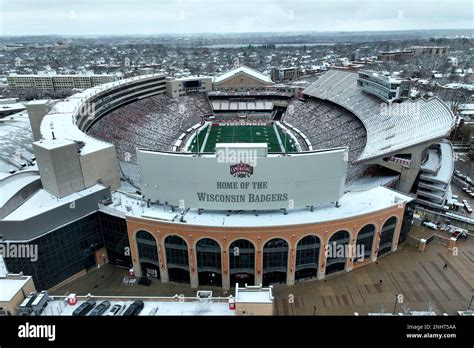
[{"x1": 0, "y1": 66, "x2": 456, "y2": 290}]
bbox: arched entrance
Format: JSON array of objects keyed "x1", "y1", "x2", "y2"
[
  {"x1": 378, "y1": 217, "x2": 397, "y2": 257},
  {"x1": 325, "y1": 230, "x2": 350, "y2": 275},
  {"x1": 295, "y1": 235, "x2": 320, "y2": 281},
  {"x1": 196, "y1": 238, "x2": 222, "y2": 287},
  {"x1": 229, "y1": 239, "x2": 255, "y2": 287},
  {"x1": 136, "y1": 230, "x2": 160, "y2": 279},
  {"x1": 164, "y1": 235, "x2": 190, "y2": 284},
  {"x1": 354, "y1": 224, "x2": 376, "y2": 262},
  {"x1": 263, "y1": 238, "x2": 288, "y2": 286}
]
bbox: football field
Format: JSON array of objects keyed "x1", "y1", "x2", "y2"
[{"x1": 189, "y1": 124, "x2": 297, "y2": 153}]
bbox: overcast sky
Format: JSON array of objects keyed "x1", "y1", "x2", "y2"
[{"x1": 0, "y1": 0, "x2": 472, "y2": 36}]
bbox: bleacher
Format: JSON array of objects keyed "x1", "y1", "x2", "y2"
[
  {"x1": 303, "y1": 70, "x2": 454, "y2": 162},
  {"x1": 283, "y1": 98, "x2": 367, "y2": 180},
  {"x1": 87, "y1": 93, "x2": 211, "y2": 163}
]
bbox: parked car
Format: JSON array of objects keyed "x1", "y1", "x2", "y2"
[
  {"x1": 89, "y1": 301, "x2": 111, "y2": 316},
  {"x1": 138, "y1": 277, "x2": 151, "y2": 286},
  {"x1": 123, "y1": 300, "x2": 144, "y2": 316},
  {"x1": 107, "y1": 303, "x2": 126, "y2": 316},
  {"x1": 422, "y1": 221, "x2": 438, "y2": 230},
  {"x1": 72, "y1": 299, "x2": 96, "y2": 316},
  {"x1": 450, "y1": 231, "x2": 468, "y2": 240}
]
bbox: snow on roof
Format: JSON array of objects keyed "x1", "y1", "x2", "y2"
[
  {"x1": 303, "y1": 70, "x2": 454, "y2": 162},
  {"x1": 235, "y1": 285, "x2": 273, "y2": 304},
  {"x1": 0, "y1": 102, "x2": 26, "y2": 113},
  {"x1": 40, "y1": 74, "x2": 165, "y2": 156},
  {"x1": 0, "y1": 276, "x2": 31, "y2": 302},
  {"x1": 419, "y1": 142, "x2": 453, "y2": 185},
  {"x1": 0, "y1": 171, "x2": 40, "y2": 207},
  {"x1": 43, "y1": 298, "x2": 234, "y2": 316},
  {"x1": 3, "y1": 184, "x2": 105, "y2": 221},
  {"x1": 420, "y1": 148, "x2": 441, "y2": 174},
  {"x1": 115, "y1": 186, "x2": 413, "y2": 228},
  {"x1": 213, "y1": 65, "x2": 273, "y2": 84}
]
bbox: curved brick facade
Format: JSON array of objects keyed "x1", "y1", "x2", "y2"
[{"x1": 126, "y1": 203, "x2": 406, "y2": 290}]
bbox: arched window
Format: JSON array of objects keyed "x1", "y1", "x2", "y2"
[
  {"x1": 325, "y1": 230, "x2": 350, "y2": 275},
  {"x1": 136, "y1": 231, "x2": 158, "y2": 263},
  {"x1": 295, "y1": 235, "x2": 320, "y2": 281},
  {"x1": 355, "y1": 224, "x2": 376, "y2": 261},
  {"x1": 136, "y1": 230, "x2": 160, "y2": 279},
  {"x1": 164, "y1": 235, "x2": 190, "y2": 284},
  {"x1": 229, "y1": 239, "x2": 255, "y2": 286},
  {"x1": 378, "y1": 217, "x2": 397, "y2": 257},
  {"x1": 196, "y1": 238, "x2": 222, "y2": 286},
  {"x1": 263, "y1": 238, "x2": 288, "y2": 285}
]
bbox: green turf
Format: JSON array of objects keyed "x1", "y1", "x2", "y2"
[
  {"x1": 275, "y1": 125, "x2": 298, "y2": 153},
  {"x1": 188, "y1": 124, "x2": 298, "y2": 153}
]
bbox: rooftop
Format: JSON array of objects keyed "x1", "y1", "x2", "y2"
[
  {"x1": 39, "y1": 74, "x2": 165, "y2": 156},
  {"x1": 213, "y1": 65, "x2": 273, "y2": 85},
  {"x1": 116, "y1": 185, "x2": 413, "y2": 228},
  {"x1": 3, "y1": 184, "x2": 105, "y2": 221},
  {"x1": 0, "y1": 274, "x2": 32, "y2": 302},
  {"x1": 235, "y1": 284, "x2": 273, "y2": 304},
  {"x1": 303, "y1": 70, "x2": 454, "y2": 162}
]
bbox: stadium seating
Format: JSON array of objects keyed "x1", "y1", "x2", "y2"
[
  {"x1": 283, "y1": 98, "x2": 367, "y2": 180},
  {"x1": 88, "y1": 93, "x2": 212, "y2": 163},
  {"x1": 303, "y1": 70, "x2": 454, "y2": 162}
]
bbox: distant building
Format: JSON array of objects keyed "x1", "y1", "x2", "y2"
[
  {"x1": 357, "y1": 69, "x2": 411, "y2": 103},
  {"x1": 271, "y1": 67, "x2": 300, "y2": 82},
  {"x1": 7, "y1": 72, "x2": 119, "y2": 94},
  {"x1": 378, "y1": 46, "x2": 449, "y2": 61},
  {"x1": 166, "y1": 76, "x2": 212, "y2": 98},
  {"x1": 409, "y1": 46, "x2": 449, "y2": 56},
  {"x1": 213, "y1": 65, "x2": 273, "y2": 91},
  {"x1": 378, "y1": 50, "x2": 414, "y2": 62}
]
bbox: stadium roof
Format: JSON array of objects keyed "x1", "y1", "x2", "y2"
[
  {"x1": 39, "y1": 74, "x2": 165, "y2": 155},
  {"x1": 213, "y1": 65, "x2": 273, "y2": 85},
  {"x1": 303, "y1": 70, "x2": 455, "y2": 162}
]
